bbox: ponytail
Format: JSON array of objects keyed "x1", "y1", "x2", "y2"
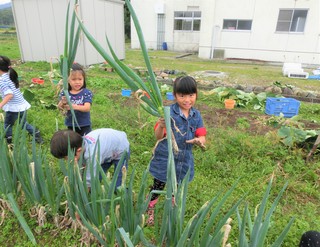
[
  {"x1": 0, "y1": 55, "x2": 19, "y2": 88},
  {"x1": 9, "y1": 68, "x2": 19, "y2": 88}
]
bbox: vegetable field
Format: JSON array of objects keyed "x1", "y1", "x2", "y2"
[{"x1": 0, "y1": 2, "x2": 320, "y2": 245}]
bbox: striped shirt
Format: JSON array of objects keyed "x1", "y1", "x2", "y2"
[{"x1": 0, "y1": 73, "x2": 30, "y2": 112}]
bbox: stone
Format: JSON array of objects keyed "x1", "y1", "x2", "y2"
[
  {"x1": 271, "y1": 86, "x2": 282, "y2": 94},
  {"x1": 296, "y1": 90, "x2": 308, "y2": 97},
  {"x1": 244, "y1": 86, "x2": 253, "y2": 93},
  {"x1": 306, "y1": 92, "x2": 317, "y2": 98},
  {"x1": 253, "y1": 86, "x2": 264, "y2": 93},
  {"x1": 282, "y1": 87, "x2": 294, "y2": 95},
  {"x1": 160, "y1": 72, "x2": 169, "y2": 78},
  {"x1": 234, "y1": 84, "x2": 244, "y2": 90}
]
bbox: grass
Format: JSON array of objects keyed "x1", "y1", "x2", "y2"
[{"x1": 0, "y1": 32, "x2": 320, "y2": 246}]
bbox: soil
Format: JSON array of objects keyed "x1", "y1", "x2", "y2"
[
  {"x1": 197, "y1": 103, "x2": 320, "y2": 135},
  {"x1": 197, "y1": 104, "x2": 275, "y2": 135},
  {"x1": 117, "y1": 95, "x2": 320, "y2": 136}
]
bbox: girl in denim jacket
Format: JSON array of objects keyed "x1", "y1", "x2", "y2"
[{"x1": 147, "y1": 76, "x2": 207, "y2": 225}]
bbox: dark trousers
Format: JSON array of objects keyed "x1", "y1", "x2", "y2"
[
  {"x1": 150, "y1": 178, "x2": 166, "y2": 201},
  {"x1": 101, "y1": 151, "x2": 130, "y2": 188},
  {"x1": 68, "y1": 125, "x2": 91, "y2": 136},
  {"x1": 4, "y1": 111, "x2": 37, "y2": 141}
]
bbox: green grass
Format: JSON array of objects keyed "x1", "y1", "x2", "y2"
[{"x1": 0, "y1": 32, "x2": 319, "y2": 246}]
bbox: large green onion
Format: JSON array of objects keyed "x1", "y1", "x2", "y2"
[
  {"x1": 0, "y1": 129, "x2": 17, "y2": 195},
  {"x1": 7, "y1": 193, "x2": 36, "y2": 245},
  {"x1": 59, "y1": 0, "x2": 81, "y2": 130},
  {"x1": 63, "y1": 141, "x2": 148, "y2": 246},
  {"x1": 236, "y1": 176, "x2": 294, "y2": 247},
  {"x1": 75, "y1": 0, "x2": 163, "y2": 117}
]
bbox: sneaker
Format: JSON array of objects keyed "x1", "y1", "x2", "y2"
[
  {"x1": 146, "y1": 198, "x2": 158, "y2": 226},
  {"x1": 146, "y1": 208, "x2": 155, "y2": 226},
  {"x1": 5, "y1": 136, "x2": 12, "y2": 145},
  {"x1": 35, "y1": 131, "x2": 44, "y2": 144}
]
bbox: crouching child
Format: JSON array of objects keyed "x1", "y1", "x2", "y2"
[{"x1": 50, "y1": 128, "x2": 130, "y2": 189}]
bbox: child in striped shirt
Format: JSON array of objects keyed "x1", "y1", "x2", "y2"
[{"x1": 0, "y1": 55, "x2": 43, "y2": 144}]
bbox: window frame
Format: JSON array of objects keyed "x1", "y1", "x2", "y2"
[
  {"x1": 222, "y1": 19, "x2": 252, "y2": 31},
  {"x1": 276, "y1": 8, "x2": 308, "y2": 33},
  {"x1": 174, "y1": 11, "x2": 201, "y2": 31}
]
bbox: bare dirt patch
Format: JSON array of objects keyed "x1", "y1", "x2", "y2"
[
  {"x1": 113, "y1": 94, "x2": 320, "y2": 136},
  {"x1": 197, "y1": 104, "x2": 275, "y2": 135}
]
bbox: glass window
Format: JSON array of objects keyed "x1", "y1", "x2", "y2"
[
  {"x1": 223, "y1": 19, "x2": 252, "y2": 30},
  {"x1": 276, "y1": 9, "x2": 308, "y2": 32},
  {"x1": 174, "y1": 11, "x2": 201, "y2": 31}
]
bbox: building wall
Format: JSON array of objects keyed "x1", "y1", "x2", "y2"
[
  {"x1": 131, "y1": 0, "x2": 320, "y2": 65},
  {"x1": 209, "y1": 0, "x2": 320, "y2": 64},
  {"x1": 12, "y1": 0, "x2": 125, "y2": 66},
  {"x1": 131, "y1": 0, "x2": 211, "y2": 51}
]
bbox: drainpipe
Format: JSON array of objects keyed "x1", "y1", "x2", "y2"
[{"x1": 210, "y1": 25, "x2": 220, "y2": 59}]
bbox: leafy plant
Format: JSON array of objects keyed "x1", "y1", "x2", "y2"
[
  {"x1": 23, "y1": 88, "x2": 35, "y2": 103},
  {"x1": 278, "y1": 126, "x2": 320, "y2": 147},
  {"x1": 211, "y1": 87, "x2": 269, "y2": 110}
]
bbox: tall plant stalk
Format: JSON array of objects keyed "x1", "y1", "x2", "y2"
[
  {"x1": 75, "y1": 0, "x2": 163, "y2": 118},
  {"x1": 59, "y1": 0, "x2": 81, "y2": 130}
]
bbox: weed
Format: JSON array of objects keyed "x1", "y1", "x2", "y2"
[{"x1": 236, "y1": 117, "x2": 250, "y2": 129}]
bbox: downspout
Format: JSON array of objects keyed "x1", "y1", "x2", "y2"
[
  {"x1": 210, "y1": 25, "x2": 220, "y2": 59},
  {"x1": 210, "y1": 0, "x2": 218, "y2": 59}
]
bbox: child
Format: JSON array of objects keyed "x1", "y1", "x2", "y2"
[
  {"x1": 0, "y1": 55, "x2": 43, "y2": 144},
  {"x1": 58, "y1": 63, "x2": 93, "y2": 136},
  {"x1": 147, "y1": 76, "x2": 206, "y2": 225},
  {"x1": 50, "y1": 128, "x2": 130, "y2": 188}
]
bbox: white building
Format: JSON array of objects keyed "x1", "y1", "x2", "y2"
[
  {"x1": 12, "y1": 0, "x2": 125, "y2": 66},
  {"x1": 131, "y1": 0, "x2": 320, "y2": 65}
]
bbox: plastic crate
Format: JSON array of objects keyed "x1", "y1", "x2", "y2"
[
  {"x1": 166, "y1": 92, "x2": 174, "y2": 100},
  {"x1": 121, "y1": 89, "x2": 131, "y2": 97},
  {"x1": 265, "y1": 97, "x2": 300, "y2": 118}
]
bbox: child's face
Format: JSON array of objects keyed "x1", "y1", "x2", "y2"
[
  {"x1": 68, "y1": 71, "x2": 84, "y2": 91},
  {"x1": 175, "y1": 93, "x2": 197, "y2": 112},
  {"x1": 63, "y1": 147, "x2": 82, "y2": 162}
]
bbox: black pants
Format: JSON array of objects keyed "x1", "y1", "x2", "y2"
[
  {"x1": 68, "y1": 125, "x2": 91, "y2": 136},
  {"x1": 150, "y1": 178, "x2": 166, "y2": 201}
]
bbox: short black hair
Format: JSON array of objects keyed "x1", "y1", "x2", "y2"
[
  {"x1": 50, "y1": 129, "x2": 83, "y2": 159},
  {"x1": 173, "y1": 76, "x2": 198, "y2": 95}
]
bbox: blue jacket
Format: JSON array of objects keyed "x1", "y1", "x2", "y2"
[{"x1": 149, "y1": 103, "x2": 205, "y2": 183}]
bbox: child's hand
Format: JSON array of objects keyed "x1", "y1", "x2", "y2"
[
  {"x1": 63, "y1": 104, "x2": 70, "y2": 110},
  {"x1": 186, "y1": 137, "x2": 206, "y2": 149},
  {"x1": 157, "y1": 118, "x2": 166, "y2": 128},
  {"x1": 61, "y1": 96, "x2": 67, "y2": 104}
]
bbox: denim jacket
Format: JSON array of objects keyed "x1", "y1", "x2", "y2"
[{"x1": 149, "y1": 103, "x2": 205, "y2": 183}]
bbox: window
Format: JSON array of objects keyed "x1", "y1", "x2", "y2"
[
  {"x1": 174, "y1": 11, "x2": 201, "y2": 31},
  {"x1": 276, "y1": 9, "x2": 308, "y2": 32},
  {"x1": 223, "y1": 19, "x2": 252, "y2": 30}
]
